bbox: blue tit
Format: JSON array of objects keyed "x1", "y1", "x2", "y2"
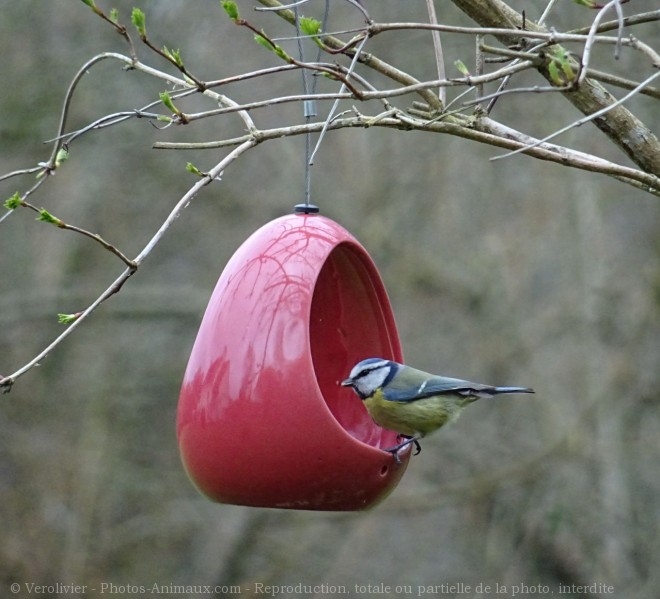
[{"x1": 341, "y1": 358, "x2": 534, "y2": 461}]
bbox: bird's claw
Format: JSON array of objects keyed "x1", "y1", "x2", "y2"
[{"x1": 384, "y1": 435, "x2": 422, "y2": 463}]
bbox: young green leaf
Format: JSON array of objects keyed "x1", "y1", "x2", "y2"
[
  {"x1": 80, "y1": 0, "x2": 97, "y2": 8},
  {"x1": 163, "y1": 46, "x2": 184, "y2": 68},
  {"x1": 131, "y1": 7, "x2": 147, "y2": 38},
  {"x1": 109, "y1": 8, "x2": 119, "y2": 23},
  {"x1": 4, "y1": 192, "x2": 23, "y2": 211},
  {"x1": 299, "y1": 17, "x2": 321, "y2": 37},
  {"x1": 221, "y1": 0, "x2": 239, "y2": 21},
  {"x1": 299, "y1": 17, "x2": 323, "y2": 48}
]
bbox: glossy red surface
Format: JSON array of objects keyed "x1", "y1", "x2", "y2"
[{"x1": 176, "y1": 212, "x2": 410, "y2": 510}]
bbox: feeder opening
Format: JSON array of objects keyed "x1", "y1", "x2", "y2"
[{"x1": 310, "y1": 242, "x2": 402, "y2": 449}]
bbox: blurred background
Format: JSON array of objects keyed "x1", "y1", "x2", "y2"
[{"x1": 1, "y1": 1, "x2": 658, "y2": 597}]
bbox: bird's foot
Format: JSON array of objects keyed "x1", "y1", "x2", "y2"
[{"x1": 384, "y1": 435, "x2": 421, "y2": 463}]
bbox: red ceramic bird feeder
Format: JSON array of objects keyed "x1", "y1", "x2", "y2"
[{"x1": 177, "y1": 205, "x2": 410, "y2": 511}]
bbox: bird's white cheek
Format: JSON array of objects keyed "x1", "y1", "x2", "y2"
[{"x1": 361, "y1": 369, "x2": 390, "y2": 393}]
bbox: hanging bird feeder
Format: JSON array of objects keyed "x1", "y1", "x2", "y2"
[{"x1": 177, "y1": 205, "x2": 410, "y2": 511}]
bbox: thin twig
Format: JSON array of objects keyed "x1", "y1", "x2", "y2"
[
  {"x1": 81, "y1": 0, "x2": 137, "y2": 59},
  {"x1": 232, "y1": 16, "x2": 366, "y2": 99},
  {"x1": 152, "y1": 113, "x2": 659, "y2": 193},
  {"x1": 45, "y1": 54, "x2": 134, "y2": 176},
  {"x1": 308, "y1": 35, "x2": 370, "y2": 165},
  {"x1": 0, "y1": 141, "x2": 256, "y2": 392},
  {"x1": 580, "y1": 0, "x2": 626, "y2": 84},
  {"x1": 475, "y1": 35, "x2": 485, "y2": 109},
  {"x1": 12, "y1": 197, "x2": 135, "y2": 268},
  {"x1": 538, "y1": 0, "x2": 561, "y2": 26},
  {"x1": 155, "y1": 60, "x2": 536, "y2": 125},
  {"x1": 368, "y1": 22, "x2": 660, "y2": 67},
  {"x1": 0, "y1": 166, "x2": 44, "y2": 183},
  {"x1": 425, "y1": 0, "x2": 447, "y2": 106},
  {"x1": 465, "y1": 80, "x2": 572, "y2": 107},
  {"x1": 569, "y1": 9, "x2": 660, "y2": 35},
  {"x1": 45, "y1": 109, "x2": 165, "y2": 145},
  {"x1": 256, "y1": 0, "x2": 442, "y2": 111},
  {"x1": 586, "y1": 69, "x2": 660, "y2": 100}
]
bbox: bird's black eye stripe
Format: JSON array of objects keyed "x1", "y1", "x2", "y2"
[
  {"x1": 356, "y1": 367, "x2": 373, "y2": 379},
  {"x1": 356, "y1": 363, "x2": 386, "y2": 379},
  {"x1": 354, "y1": 362, "x2": 396, "y2": 386}
]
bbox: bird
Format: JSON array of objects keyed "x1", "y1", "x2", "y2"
[{"x1": 341, "y1": 358, "x2": 534, "y2": 462}]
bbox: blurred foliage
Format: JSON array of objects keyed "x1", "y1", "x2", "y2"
[{"x1": 1, "y1": 1, "x2": 659, "y2": 598}]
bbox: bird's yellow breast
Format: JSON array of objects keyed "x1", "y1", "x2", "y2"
[{"x1": 363, "y1": 390, "x2": 464, "y2": 437}]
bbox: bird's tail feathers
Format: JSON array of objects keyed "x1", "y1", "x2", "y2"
[{"x1": 492, "y1": 386, "x2": 535, "y2": 395}]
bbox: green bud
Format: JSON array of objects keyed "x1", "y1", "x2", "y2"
[
  {"x1": 454, "y1": 59, "x2": 470, "y2": 76},
  {"x1": 159, "y1": 91, "x2": 178, "y2": 113},
  {"x1": 109, "y1": 8, "x2": 119, "y2": 23},
  {"x1": 221, "y1": 0, "x2": 239, "y2": 21},
  {"x1": 254, "y1": 35, "x2": 272, "y2": 51},
  {"x1": 274, "y1": 44, "x2": 290, "y2": 62},
  {"x1": 58, "y1": 313, "x2": 80, "y2": 324},
  {"x1": 254, "y1": 35, "x2": 290, "y2": 62},
  {"x1": 163, "y1": 46, "x2": 184, "y2": 67},
  {"x1": 186, "y1": 162, "x2": 204, "y2": 177},
  {"x1": 55, "y1": 147, "x2": 69, "y2": 167},
  {"x1": 157, "y1": 115, "x2": 173, "y2": 123},
  {"x1": 37, "y1": 208, "x2": 63, "y2": 226},
  {"x1": 4, "y1": 192, "x2": 22, "y2": 210},
  {"x1": 171, "y1": 49, "x2": 183, "y2": 67},
  {"x1": 131, "y1": 7, "x2": 147, "y2": 38},
  {"x1": 547, "y1": 48, "x2": 576, "y2": 85}
]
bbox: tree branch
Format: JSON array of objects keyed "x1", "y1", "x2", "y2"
[
  {"x1": 153, "y1": 112, "x2": 659, "y2": 194},
  {"x1": 0, "y1": 140, "x2": 256, "y2": 393},
  {"x1": 255, "y1": 0, "x2": 444, "y2": 111},
  {"x1": 449, "y1": 0, "x2": 660, "y2": 176}
]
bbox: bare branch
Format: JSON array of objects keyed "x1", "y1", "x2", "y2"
[{"x1": 492, "y1": 70, "x2": 660, "y2": 163}]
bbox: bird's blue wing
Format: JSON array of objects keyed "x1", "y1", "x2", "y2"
[{"x1": 382, "y1": 371, "x2": 487, "y2": 403}]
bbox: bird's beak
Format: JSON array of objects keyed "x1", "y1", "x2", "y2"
[{"x1": 340, "y1": 378, "x2": 352, "y2": 387}]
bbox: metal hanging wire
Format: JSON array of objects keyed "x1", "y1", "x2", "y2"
[{"x1": 293, "y1": 1, "x2": 330, "y2": 210}]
